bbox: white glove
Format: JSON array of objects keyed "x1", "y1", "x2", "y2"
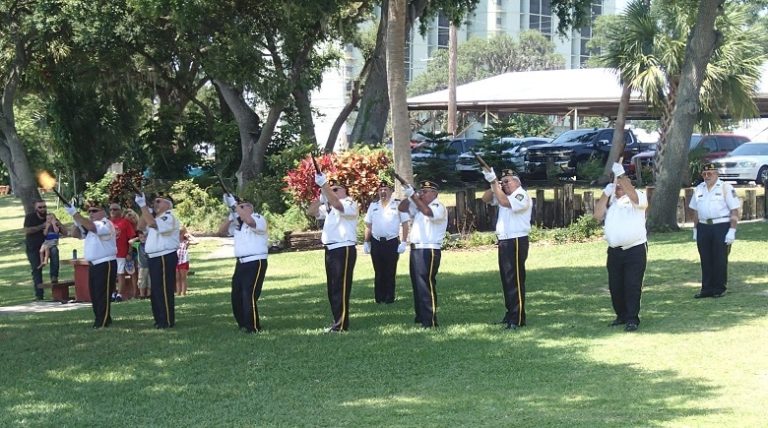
[
  {"x1": 319, "y1": 193, "x2": 328, "y2": 204},
  {"x1": 692, "y1": 228, "x2": 697, "y2": 241},
  {"x1": 612, "y1": 162, "x2": 625, "y2": 177},
  {"x1": 483, "y1": 168, "x2": 497, "y2": 183},
  {"x1": 403, "y1": 185, "x2": 415, "y2": 198},
  {"x1": 725, "y1": 228, "x2": 736, "y2": 244},
  {"x1": 64, "y1": 205, "x2": 77, "y2": 216},
  {"x1": 135, "y1": 193, "x2": 146, "y2": 208},
  {"x1": 223, "y1": 193, "x2": 237, "y2": 209},
  {"x1": 314, "y1": 173, "x2": 327, "y2": 187},
  {"x1": 363, "y1": 241, "x2": 371, "y2": 254},
  {"x1": 397, "y1": 242, "x2": 407, "y2": 254},
  {"x1": 603, "y1": 183, "x2": 615, "y2": 197},
  {"x1": 228, "y1": 211, "x2": 238, "y2": 222}
]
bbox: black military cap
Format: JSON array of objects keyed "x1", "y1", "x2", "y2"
[
  {"x1": 501, "y1": 169, "x2": 518, "y2": 178},
  {"x1": 702, "y1": 163, "x2": 718, "y2": 172},
  {"x1": 329, "y1": 179, "x2": 347, "y2": 189},
  {"x1": 419, "y1": 180, "x2": 439, "y2": 191},
  {"x1": 377, "y1": 179, "x2": 393, "y2": 188},
  {"x1": 155, "y1": 191, "x2": 175, "y2": 205}
]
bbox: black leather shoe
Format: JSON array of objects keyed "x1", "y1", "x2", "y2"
[
  {"x1": 712, "y1": 290, "x2": 726, "y2": 298},
  {"x1": 505, "y1": 323, "x2": 519, "y2": 330},
  {"x1": 694, "y1": 292, "x2": 713, "y2": 299},
  {"x1": 625, "y1": 323, "x2": 638, "y2": 332},
  {"x1": 609, "y1": 319, "x2": 626, "y2": 327}
]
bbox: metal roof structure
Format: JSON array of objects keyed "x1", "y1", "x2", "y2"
[{"x1": 406, "y1": 65, "x2": 768, "y2": 119}]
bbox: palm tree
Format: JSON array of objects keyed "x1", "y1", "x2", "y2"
[
  {"x1": 597, "y1": 0, "x2": 765, "y2": 229},
  {"x1": 387, "y1": 0, "x2": 414, "y2": 186}
]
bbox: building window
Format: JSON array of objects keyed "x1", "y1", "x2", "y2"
[
  {"x1": 528, "y1": 0, "x2": 552, "y2": 36},
  {"x1": 437, "y1": 12, "x2": 450, "y2": 50},
  {"x1": 579, "y1": 0, "x2": 603, "y2": 66}
]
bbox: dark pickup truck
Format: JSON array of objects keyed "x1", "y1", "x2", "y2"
[{"x1": 524, "y1": 128, "x2": 646, "y2": 178}]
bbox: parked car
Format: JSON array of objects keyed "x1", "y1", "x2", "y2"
[
  {"x1": 524, "y1": 128, "x2": 643, "y2": 178},
  {"x1": 711, "y1": 142, "x2": 768, "y2": 184},
  {"x1": 454, "y1": 137, "x2": 552, "y2": 180},
  {"x1": 630, "y1": 133, "x2": 750, "y2": 167},
  {"x1": 412, "y1": 138, "x2": 480, "y2": 167}
]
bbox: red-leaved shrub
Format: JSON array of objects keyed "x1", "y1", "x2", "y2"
[{"x1": 283, "y1": 148, "x2": 392, "y2": 210}]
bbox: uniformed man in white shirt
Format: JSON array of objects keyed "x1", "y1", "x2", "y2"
[
  {"x1": 688, "y1": 163, "x2": 740, "y2": 299},
  {"x1": 481, "y1": 169, "x2": 531, "y2": 330},
  {"x1": 219, "y1": 195, "x2": 269, "y2": 333},
  {"x1": 398, "y1": 180, "x2": 448, "y2": 328},
  {"x1": 363, "y1": 181, "x2": 410, "y2": 304},
  {"x1": 594, "y1": 163, "x2": 648, "y2": 332},
  {"x1": 308, "y1": 176, "x2": 358, "y2": 332},
  {"x1": 136, "y1": 192, "x2": 180, "y2": 329},
  {"x1": 67, "y1": 202, "x2": 118, "y2": 329}
]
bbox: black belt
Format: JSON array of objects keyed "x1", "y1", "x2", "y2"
[{"x1": 372, "y1": 236, "x2": 397, "y2": 242}]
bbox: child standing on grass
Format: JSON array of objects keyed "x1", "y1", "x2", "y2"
[
  {"x1": 129, "y1": 230, "x2": 151, "y2": 299},
  {"x1": 175, "y1": 227, "x2": 198, "y2": 296},
  {"x1": 38, "y1": 213, "x2": 61, "y2": 268}
]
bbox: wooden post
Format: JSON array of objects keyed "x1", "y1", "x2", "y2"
[
  {"x1": 574, "y1": 194, "x2": 583, "y2": 218},
  {"x1": 634, "y1": 156, "x2": 644, "y2": 187},
  {"x1": 563, "y1": 183, "x2": 574, "y2": 225},
  {"x1": 535, "y1": 189, "x2": 545, "y2": 227},
  {"x1": 554, "y1": 187, "x2": 563, "y2": 227},
  {"x1": 757, "y1": 195, "x2": 765, "y2": 219},
  {"x1": 744, "y1": 189, "x2": 756, "y2": 220},
  {"x1": 583, "y1": 191, "x2": 595, "y2": 216},
  {"x1": 455, "y1": 190, "x2": 467, "y2": 232},
  {"x1": 676, "y1": 196, "x2": 685, "y2": 224},
  {"x1": 646, "y1": 186, "x2": 654, "y2": 210},
  {"x1": 446, "y1": 206, "x2": 458, "y2": 233},
  {"x1": 544, "y1": 200, "x2": 555, "y2": 228},
  {"x1": 684, "y1": 188, "x2": 695, "y2": 223}
]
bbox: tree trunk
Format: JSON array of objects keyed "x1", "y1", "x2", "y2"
[
  {"x1": 447, "y1": 22, "x2": 458, "y2": 137},
  {"x1": 292, "y1": 87, "x2": 318, "y2": 147},
  {"x1": 350, "y1": 0, "x2": 390, "y2": 145},
  {"x1": 388, "y1": 0, "x2": 413, "y2": 187},
  {"x1": 598, "y1": 83, "x2": 631, "y2": 184},
  {"x1": 212, "y1": 80, "x2": 263, "y2": 189},
  {"x1": 0, "y1": 69, "x2": 40, "y2": 214},
  {"x1": 647, "y1": 0, "x2": 724, "y2": 231},
  {"x1": 350, "y1": 0, "x2": 429, "y2": 146}
]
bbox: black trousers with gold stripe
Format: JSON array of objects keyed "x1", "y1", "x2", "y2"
[
  {"x1": 410, "y1": 248, "x2": 441, "y2": 328},
  {"x1": 148, "y1": 252, "x2": 177, "y2": 328},
  {"x1": 89, "y1": 259, "x2": 117, "y2": 328},
  {"x1": 325, "y1": 245, "x2": 356, "y2": 331},
  {"x1": 499, "y1": 237, "x2": 528, "y2": 327},
  {"x1": 232, "y1": 259, "x2": 268, "y2": 332},
  {"x1": 370, "y1": 237, "x2": 400, "y2": 303}
]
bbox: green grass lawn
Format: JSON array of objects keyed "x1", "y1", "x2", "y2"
[{"x1": 1, "y1": 194, "x2": 767, "y2": 426}]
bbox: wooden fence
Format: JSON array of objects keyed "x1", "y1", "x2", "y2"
[{"x1": 449, "y1": 184, "x2": 766, "y2": 234}]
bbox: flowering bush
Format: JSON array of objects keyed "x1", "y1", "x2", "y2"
[{"x1": 283, "y1": 147, "x2": 392, "y2": 210}]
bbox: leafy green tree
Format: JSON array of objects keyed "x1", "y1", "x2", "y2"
[{"x1": 593, "y1": 0, "x2": 765, "y2": 230}]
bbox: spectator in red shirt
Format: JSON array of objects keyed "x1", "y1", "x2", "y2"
[{"x1": 109, "y1": 203, "x2": 136, "y2": 301}]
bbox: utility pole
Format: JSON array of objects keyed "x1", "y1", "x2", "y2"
[{"x1": 447, "y1": 21, "x2": 458, "y2": 137}]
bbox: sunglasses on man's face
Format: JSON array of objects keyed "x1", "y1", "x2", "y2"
[
  {"x1": 36, "y1": 206, "x2": 47, "y2": 210},
  {"x1": 110, "y1": 208, "x2": 121, "y2": 211},
  {"x1": 331, "y1": 187, "x2": 343, "y2": 193},
  {"x1": 88, "y1": 209, "x2": 101, "y2": 213}
]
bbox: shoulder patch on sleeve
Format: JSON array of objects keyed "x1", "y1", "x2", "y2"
[{"x1": 515, "y1": 194, "x2": 524, "y2": 201}]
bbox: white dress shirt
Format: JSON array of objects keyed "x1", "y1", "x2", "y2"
[
  {"x1": 365, "y1": 198, "x2": 409, "y2": 240},
  {"x1": 408, "y1": 198, "x2": 448, "y2": 249},
  {"x1": 321, "y1": 197, "x2": 359, "y2": 250},
  {"x1": 490, "y1": 187, "x2": 532, "y2": 239},
  {"x1": 604, "y1": 191, "x2": 648, "y2": 249}
]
